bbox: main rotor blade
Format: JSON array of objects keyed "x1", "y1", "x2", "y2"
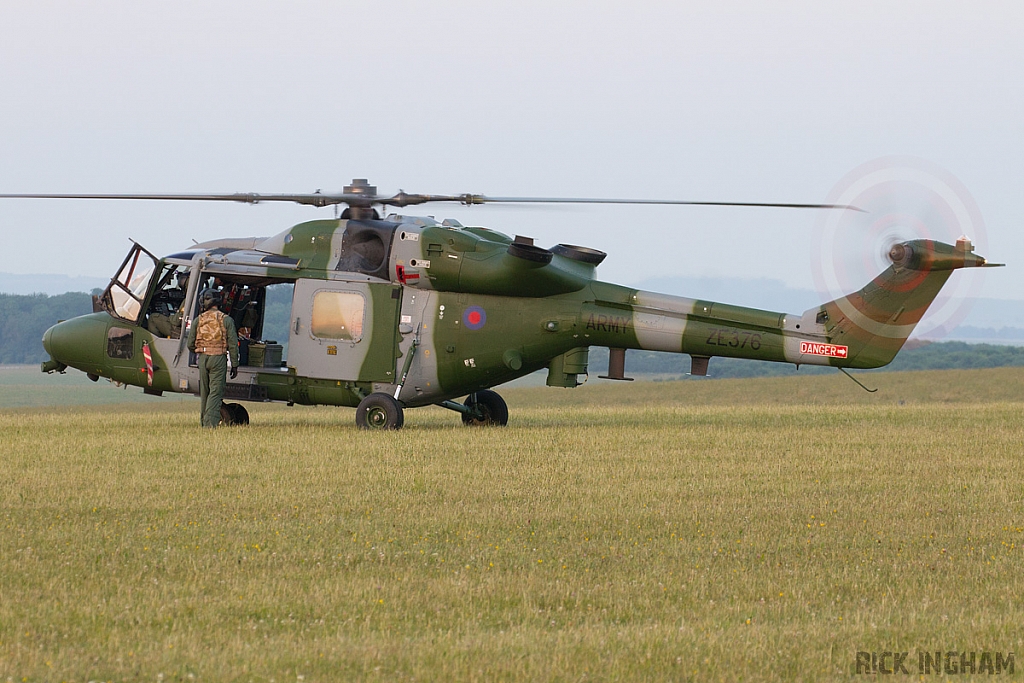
[
  {"x1": 0, "y1": 192, "x2": 360, "y2": 207},
  {"x1": 0, "y1": 191, "x2": 466, "y2": 209},
  {"x1": 452, "y1": 195, "x2": 865, "y2": 211},
  {"x1": 0, "y1": 191, "x2": 864, "y2": 211}
]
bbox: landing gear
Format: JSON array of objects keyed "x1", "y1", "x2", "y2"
[
  {"x1": 356, "y1": 393, "x2": 405, "y2": 430},
  {"x1": 220, "y1": 402, "x2": 250, "y2": 426},
  {"x1": 461, "y1": 389, "x2": 509, "y2": 427}
]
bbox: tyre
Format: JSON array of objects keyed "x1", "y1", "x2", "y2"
[
  {"x1": 229, "y1": 403, "x2": 249, "y2": 425},
  {"x1": 461, "y1": 389, "x2": 509, "y2": 426},
  {"x1": 356, "y1": 393, "x2": 405, "y2": 430},
  {"x1": 220, "y1": 402, "x2": 250, "y2": 426}
]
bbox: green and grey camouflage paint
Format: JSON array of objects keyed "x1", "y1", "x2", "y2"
[{"x1": 40, "y1": 217, "x2": 995, "y2": 415}]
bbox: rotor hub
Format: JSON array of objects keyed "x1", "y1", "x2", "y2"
[
  {"x1": 343, "y1": 178, "x2": 377, "y2": 199},
  {"x1": 888, "y1": 242, "x2": 911, "y2": 267},
  {"x1": 341, "y1": 178, "x2": 380, "y2": 220}
]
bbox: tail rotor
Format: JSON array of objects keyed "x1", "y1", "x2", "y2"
[{"x1": 812, "y1": 156, "x2": 989, "y2": 339}]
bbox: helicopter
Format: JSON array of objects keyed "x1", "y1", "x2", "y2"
[{"x1": 3, "y1": 178, "x2": 1000, "y2": 429}]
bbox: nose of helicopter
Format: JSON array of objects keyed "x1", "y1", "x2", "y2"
[
  {"x1": 42, "y1": 320, "x2": 79, "y2": 361},
  {"x1": 42, "y1": 324, "x2": 54, "y2": 357},
  {"x1": 41, "y1": 323, "x2": 68, "y2": 373},
  {"x1": 41, "y1": 315, "x2": 109, "y2": 373}
]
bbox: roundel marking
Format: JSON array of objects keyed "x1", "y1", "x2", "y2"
[{"x1": 463, "y1": 305, "x2": 487, "y2": 330}]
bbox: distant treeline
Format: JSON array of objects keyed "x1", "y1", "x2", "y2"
[
  {"x1": 4, "y1": 291, "x2": 1024, "y2": 375},
  {"x1": 0, "y1": 292, "x2": 96, "y2": 364},
  {"x1": 0, "y1": 289, "x2": 294, "y2": 365}
]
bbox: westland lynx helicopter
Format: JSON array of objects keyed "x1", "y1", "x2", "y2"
[{"x1": 4, "y1": 179, "x2": 999, "y2": 429}]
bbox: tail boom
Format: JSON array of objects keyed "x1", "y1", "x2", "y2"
[{"x1": 579, "y1": 238, "x2": 995, "y2": 373}]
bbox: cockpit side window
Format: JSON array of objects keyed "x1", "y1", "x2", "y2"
[{"x1": 107, "y1": 327, "x2": 134, "y2": 359}]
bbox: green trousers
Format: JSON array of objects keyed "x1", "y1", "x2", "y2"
[{"x1": 199, "y1": 353, "x2": 227, "y2": 428}]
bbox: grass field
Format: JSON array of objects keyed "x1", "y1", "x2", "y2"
[
  {"x1": 0, "y1": 365, "x2": 185, "y2": 409},
  {"x1": 1, "y1": 368, "x2": 1022, "y2": 681}
]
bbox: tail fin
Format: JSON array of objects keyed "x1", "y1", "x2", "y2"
[{"x1": 813, "y1": 238, "x2": 998, "y2": 368}]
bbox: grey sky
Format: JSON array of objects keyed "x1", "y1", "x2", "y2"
[{"x1": 1, "y1": 1, "x2": 1020, "y2": 303}]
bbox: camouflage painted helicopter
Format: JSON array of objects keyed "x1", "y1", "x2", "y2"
[{"x1": 4, "y1": 179, "x2": 999, "y2": 429}]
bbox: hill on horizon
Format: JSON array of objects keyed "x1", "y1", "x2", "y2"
[{"x1": 0, "y1": 272, "x2": 108, "y2": 296}]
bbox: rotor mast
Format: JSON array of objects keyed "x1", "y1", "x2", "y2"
[{"x1": 339, "y1": 178, "x2": 380, "y2": 221}]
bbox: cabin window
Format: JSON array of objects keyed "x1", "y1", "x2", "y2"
[
  {"x1": 310, "y1": 291, "x2": 364, "y2": 341},
  {"x1": 107, "y1": 327, "x2": 134, "y2": 360}
]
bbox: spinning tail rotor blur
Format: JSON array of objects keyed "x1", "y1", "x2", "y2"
[{"x1": 812, "y1": 156, "x2": 990, "y2": 339}]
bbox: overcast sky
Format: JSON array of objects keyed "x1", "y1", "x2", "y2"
[{"x1": 1, "y1": 1, "x2": 1020, "y2": 306}]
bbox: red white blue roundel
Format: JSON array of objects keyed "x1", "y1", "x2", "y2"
[{"x1": 463, "y1": 305, "x2": 486, "y2": 330}]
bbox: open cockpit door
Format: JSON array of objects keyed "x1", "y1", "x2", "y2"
[{"x1": 101, "y1": 241, "x2": 160, "y2": 324}]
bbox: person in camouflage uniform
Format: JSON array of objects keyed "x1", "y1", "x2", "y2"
[
  {"x1": 186, "y1": 288, "x2": 239, "y2": 427},
  {"x1": 147, "y1": 272, "x2": 189, "y2": 338},
  {"x1": 147, "y1": 300, "x2": 185, "y2": 338}
]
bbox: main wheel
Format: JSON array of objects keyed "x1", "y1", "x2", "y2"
[
  {"x1": 220, "y1": 402, "x2": 250, "y2": 426},
  {"x1": 356, "y1": 393, "x2": 405, "y2": 430},
  {"x1": 461, "y1": 389, "x2": 508, "y2": 426}
]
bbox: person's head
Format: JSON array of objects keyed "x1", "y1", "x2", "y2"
[{"x1": 199, "y1": 288, "x2": 222, "y2": 312}]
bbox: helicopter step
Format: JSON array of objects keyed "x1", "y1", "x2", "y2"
[{"x1": 223, "y1": 383, "x2": 269, "y2": 401}]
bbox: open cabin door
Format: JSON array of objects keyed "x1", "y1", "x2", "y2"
[{"x1": 290, "y1": 278, "x2": 401, "y2": 382}]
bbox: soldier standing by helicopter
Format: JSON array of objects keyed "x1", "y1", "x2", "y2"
[{"x1": 186, "y1": 288, "x2": 239, "y2": 427}]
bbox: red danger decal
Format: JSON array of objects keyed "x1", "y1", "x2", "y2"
[{"x1": 800, "y1": 341, "x2": 849, "y2": 358}]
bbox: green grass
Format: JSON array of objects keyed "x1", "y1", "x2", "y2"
[
  {"x1": 0, "y1": 365, "x2": 187, "y2": 408},
  {"x1": 1, "y1": 369, "x2": 1023, "y2": 681}
]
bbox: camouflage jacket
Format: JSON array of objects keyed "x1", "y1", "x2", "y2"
[{"x1": 187, "y1": 308, "x2": 239, "y2": 366}]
